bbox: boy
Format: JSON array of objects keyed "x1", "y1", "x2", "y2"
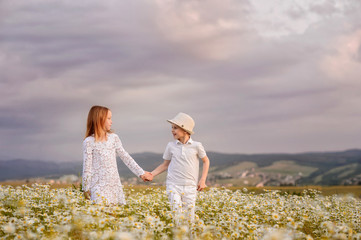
[{"x1": 151, "y1": 112, "x2": 210, "y2": 223}]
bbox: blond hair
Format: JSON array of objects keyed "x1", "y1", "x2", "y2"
[{"x1": 85, "y1": 105, "x2": 112, "y2": 141}]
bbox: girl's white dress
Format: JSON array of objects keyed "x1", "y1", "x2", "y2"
[{"x1": 82, "y1": 133, "x2": 145, "y2": 205}]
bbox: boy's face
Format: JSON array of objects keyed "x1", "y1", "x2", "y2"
[{"x1": 171, "y1": 124, "x2": 188, "y2": 140}]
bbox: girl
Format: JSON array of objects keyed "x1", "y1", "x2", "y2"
[{"x1": 82, "y1": 105, "x2": 152, "y2": 205}]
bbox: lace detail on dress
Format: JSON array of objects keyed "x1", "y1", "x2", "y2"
[{"x1": 82, "y1": 133, "x2": 145, "y2": 205}]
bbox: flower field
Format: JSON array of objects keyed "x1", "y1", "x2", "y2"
[{"x1": 1, "y1": 184, "x2": 360, "y2": 239}]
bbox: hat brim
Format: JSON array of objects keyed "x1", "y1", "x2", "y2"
[{"x1": 167, "y1": 120, "x2": 194, "y2": 135}]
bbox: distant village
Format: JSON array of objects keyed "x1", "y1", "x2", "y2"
[
  {"x1": 6, "y1": 167, "x2": 361, "y2": 188},
  {"x1": 208, "y1": 168, "x2": 303, "y2": 187},
  {"x1": 208, "y1": 168, "x2": 361, "y2": 187}
]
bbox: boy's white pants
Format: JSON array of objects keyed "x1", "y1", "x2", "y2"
[{"x1": 166, "y1": 184, "x2": 197, "y2": 223}]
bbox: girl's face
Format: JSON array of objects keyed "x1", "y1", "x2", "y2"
[
  {"x1": 171, "y1": 124, "x2": 187, "y2": 140},
  {"x1": 104, "y1": 110, "x2": 112, "y2": 131}
]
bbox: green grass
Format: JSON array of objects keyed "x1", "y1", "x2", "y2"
[
  {"x1": 313, "y1": 163, "x2": 360, "y2": 184},
  {"x1": 227, "y1": 185, "x2": 361, "y2": 198},
  {"x1": 127, "y1": 185, "x2": 361, "y2": 198},
  {"x1": 213, "y1": 161, "x2": 258, "y2": 175},
  {"x1": 1, "y1": 184, "x2": 360, "y2": 239},
  {"x1": 212, "y1": 176, "x2": 262, "y2": 186},
  {"x1": 314, "y1": 175, "x2": 323, "y2": 184},
  {"x1": 322, "y1": 163, "x2": 359, "y2": 179},
  {"x1": 2, "y1": 181, "x2": 360, "y2": 198},
  {"x1": 257, "y1": 160, "x2": 318, "y2": 177}
]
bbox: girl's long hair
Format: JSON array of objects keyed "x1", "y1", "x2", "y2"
[{"x1": 85, "y1": 105, "x2": 111, "y2": 141}]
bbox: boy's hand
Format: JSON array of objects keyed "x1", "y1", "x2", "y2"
[
  {"x1": 197, "y1": 179, "x2": 207, "y2": 191},
  {"x1": 141, "y1": 171, "x2": 153, "y2": 182},
  {"x1": 84, "y1": 191, "x2": 91, "y2": 200}
]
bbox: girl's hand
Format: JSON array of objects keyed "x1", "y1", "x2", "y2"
[
  {"x1": 84, "y1": 191, "x2": 91, "y2": 200},
  {"x1": 141, "y1": 172, "x2": 153, "y2": 182},
  {"x1": 197, "y1": 179, "x2": 207, "y2": 191}
]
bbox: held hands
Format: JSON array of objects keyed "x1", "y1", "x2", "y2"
[
  {"x1": 197, "y1": 179, "x2": 207, "y2": 191},
  {"x1": 141, "y1": 171, "x2": 153, "y2": 182}
]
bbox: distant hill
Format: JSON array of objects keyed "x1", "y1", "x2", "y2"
[
  {"x1": 206, "y1": 149, "x2": 361, "y2": 185},
  {"x1": 1, "y1": 149, "x2": 361, "y2": 186},
  {"x1": 0, "y1": 159, "x2": 81, "y2": 181}
]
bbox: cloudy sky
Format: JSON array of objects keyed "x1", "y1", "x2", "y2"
[{"x1": 1, "y1": 0, "x2": 361, "y2": 162}]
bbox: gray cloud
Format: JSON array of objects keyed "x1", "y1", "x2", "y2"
[{"x1": 1, "y1": 0, "x2": 361, "y2": 161}]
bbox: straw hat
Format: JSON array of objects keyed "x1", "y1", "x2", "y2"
[{"x1": 167, "y1": 112, "x2": 195, "y2": 135}]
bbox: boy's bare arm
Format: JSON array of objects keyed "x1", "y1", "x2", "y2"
[
  {"x1": 151, "y1": 160, "x2": 170, "y2": 177},
  {"x1": 197, "y1": 156, "x2": 210, "y2": 191}
]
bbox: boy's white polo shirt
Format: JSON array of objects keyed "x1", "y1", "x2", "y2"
[{"x1": 163, "y1": 138, "x2": 207, "y2": 186}]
